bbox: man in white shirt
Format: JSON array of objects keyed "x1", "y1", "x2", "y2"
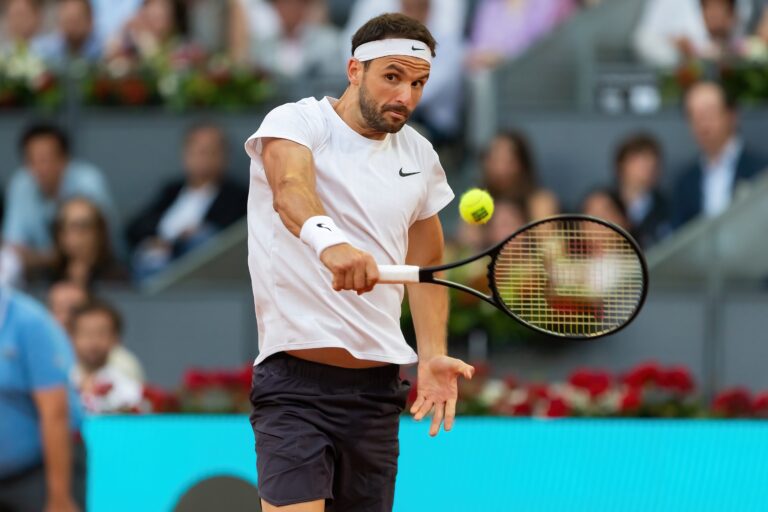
[
  {"x1": 672, "y1": 81, "x2": 768, "y2": 227},
  {"x1": 245, "y1": 13, "x2": 474, "y2": 512},
  {"x1": 634, "y1": 0, "x2": 751, "y2": 67}
]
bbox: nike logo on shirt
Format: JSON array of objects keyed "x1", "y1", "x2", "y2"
[{"x1": 398, "y1": 168, "x2": 421, "y2": 177}]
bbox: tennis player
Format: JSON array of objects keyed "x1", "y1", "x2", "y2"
[{"x1": 244, "y1": 13, "x2": 475, "y2": 512}]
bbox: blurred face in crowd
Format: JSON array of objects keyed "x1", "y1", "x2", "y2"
[
  {"x1": 4, "y1": 0, "x2": 40, "y2": 42},
  {"x1": 582, "y1": 191, "x2": 630, "y2": 231},
  {"x1": 485, "y1": 201, "x2": 526, "y2": 246},
  {"x1": 619, "y1": 150, "x2": 659, "y2": 194},
  {"x1": 685, "y1": 82, "x2": 736, "y2": 158},
  {"x1": 701, "y1": 0, "x2": 736, "y2": 41},
  {"x1": 73, "y1": 310, "x2": 119, "y2": 372},
  {"x1": 141, "y1": 0, "x2": 176, "y2": 40},
  {"x1": 273, "y1": 0, "x2": 313, "y2": 35},
  {"x1": 48, "y1": 281, "x2": 89, "y2": 335},
  {"x1": 354, "y1": 56, "x2": 430, "y2": 135},
  {"x1": 58, "y1": 0, "x2": 93, "y2": 49},
  {"x1": 484, "y1": 135, "x2": 526, "y2": 192},
  {"x1": 56, "y1": 198, "x2": 104, "y2": 263},
  {"x1": 24, "y1": 135, "x2": 69, "y2": 197},
  {"x1": 401, "y1": 0, "x2": 430, "y2": 24},
  {"x1": 183, "y1": 126, "x2": 226, "y2": 186}
]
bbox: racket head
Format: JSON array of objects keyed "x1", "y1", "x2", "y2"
[{"x1": 487, "y1": 214, "x2": 648, "y2": 339}]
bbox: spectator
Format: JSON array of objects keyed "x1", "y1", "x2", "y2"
[
  {"x1": 581, "y1": 187, "x2": 631, "y2": 232},
  {"x1": 230, "y1": 0, "x2": 342, "y2": 78},
  {"x1": 0, "y1": 0, "x2": 43, "y2": 53},
  {"x1": 90, "y1": 0, "x2": 142, "y2": 46},
  {"x1": 105, "y1": 0, "x2": 195, "y2": 64},
  {"x1": 614, "y1": 133, "x2": 672, "y2": 248},
  {"x1": 126, "y1": 122, "x2": 247, "y2": 280},
  {"x1": 3, "y1": 123, "x2": 119, "y2": 277},
  {"x1": 71, "y1": 300, "x2": 143, "y2": 413},
  {"x1": 34, "y1": 0, "x2": 103, "y2": 69},
  {"x1": 481, "y1": 131, "x2": 559, "y2": 221},
  {"x1": 673, "y1": 81, "x2": 768, "y2": 227},
  {"x1": 466, "y1": 0, "x2": 575, "y2": 70},
  {"x1": 633, "y1": 0, "x2": 752, "y2": 67},
  {"x1": 0, "y1": 288, "x2": 85, "y2": 512},
  {"x1": 485, "y1": 199, "x2": 527, "y2": 246},
  {"x1": 48, "y1": 281, "x2": 145, "y2": 382},
  {"x1": 50, "y1": 197, "x2": 128, "y2": 287}
]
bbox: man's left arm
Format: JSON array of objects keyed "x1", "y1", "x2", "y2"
[{"x1": 405, "y1": 215, "x2": 474, "y2": 437}]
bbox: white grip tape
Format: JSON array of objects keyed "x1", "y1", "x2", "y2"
[{"x1": 377, "y1": 265, "x2": 421, "y2": 284}]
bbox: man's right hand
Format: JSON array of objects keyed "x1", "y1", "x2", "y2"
[{"x1": 320, "y1": 244, "x2": 379, "y2": 295}]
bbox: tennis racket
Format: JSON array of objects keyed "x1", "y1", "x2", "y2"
[{"x1": 379, "y1": 215, "x2": 648, "y2": 339}]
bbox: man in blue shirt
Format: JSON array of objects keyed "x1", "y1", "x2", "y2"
[
  {"x1": 0, "y1": 288, "x2": 85, "y2": 512},
  {"x1": 3, "y1": 123, "x2": 118, "y2": 275}
]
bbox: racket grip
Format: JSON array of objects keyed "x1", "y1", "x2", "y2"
[{"x1": 377, "y1": 265, "x2": 421, "y2": 284}]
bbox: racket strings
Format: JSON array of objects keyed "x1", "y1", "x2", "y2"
[{"x1": 493, "y1": 219, "x2": 645, "y2": 337}]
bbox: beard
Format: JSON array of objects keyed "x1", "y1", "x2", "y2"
[{"x1": 358, "y1": 79, "x2": 410, "y2": 134}]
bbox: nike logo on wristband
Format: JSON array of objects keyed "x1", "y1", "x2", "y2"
[
  {"x1": 399, "y1": 168, "x2": 421, "y2": 177},
  {"x1": 317, "y1": 223, "x2": 332, "y2": 231}
]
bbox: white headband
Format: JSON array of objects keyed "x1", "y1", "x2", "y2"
[{"x1": 353, "y1": 38, "x2": 432, "y2": 64}]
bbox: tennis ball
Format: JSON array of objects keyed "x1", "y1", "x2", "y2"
[{"x1": 459, "y1": 188, "x2": 494, "y2": 225}]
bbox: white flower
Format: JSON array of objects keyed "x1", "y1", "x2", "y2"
[
  {"x1": 743, "y1": 36, "x2": 768, "y2": 62},
  {"x1": 158, "y1": 72, "x2": 179, "y2": 98},
  {"x1": 552, "y1": 382, "x2": 591, "y2": 410},
  {"x1": 478, "y1": 379, "x2": 507, "y2": 406}
]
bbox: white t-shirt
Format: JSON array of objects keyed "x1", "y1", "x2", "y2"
[
  {"x1": 157, "y1": 184, "x2": 218, "y2": 241},
  {"x1": 244, "y1": 96, "x2": 454, "y2": 365}
]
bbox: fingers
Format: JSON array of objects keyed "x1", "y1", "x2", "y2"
[
  {"x1": 363, "y1": 256, "x2": 379, "y2": 294},
  {"x1": 412, "y1": 398, "x2": 434, "y2": 422},
  {"x1": 444, "y1": 399, "x2": 457, "y2": 432},
  {"x1": 322, "y1": 245, "x2": 377, "y2": 294},
  {"x1": 410, "y1": 394, "x2": 425, "y2": 415},
  {"x1": 429, "y1": 402, "x2": 445, "y2": 437}
]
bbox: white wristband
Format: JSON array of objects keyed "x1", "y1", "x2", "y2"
[{"x1": 299, "y1": 216, "x2": 349, "y2": 257}]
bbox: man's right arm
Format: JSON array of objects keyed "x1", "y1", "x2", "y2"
[{"x1": 261, "y1": 138, "x2": 379, "y2": 294}]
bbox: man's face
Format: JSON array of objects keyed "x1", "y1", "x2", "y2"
[
  {"x1": 73, "y1": 312, "x2": 118, "y2": 372},
  {"x1": 620, "y1": 150, "x2": 659, "y2": 192},
  {"x1": 357, "y1": 55, "x2": 431, "y2": 134},
  {"x1": 59, "y1": 0, "x2": 92, "y2": 47},
  {"x1": 5, "y1": 0, "x2": 40, "y2": 41},
  {"x1": 183, "y1": 127, "x2": 226, "y2": 185},
  {"x1": 48, "y1": 283, "x2": 88, "y2": 334},
  {"x1": 685, "y1": 83, "x2": 735, "y2": 156},
  {"x1": 24, "y1": 136, "x2": 68, "y2": 196},
  {"x1": 702, "y1": 0, "x2": 736, "y2": 40}
]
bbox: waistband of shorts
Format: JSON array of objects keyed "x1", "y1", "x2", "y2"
[{"x1": 262, "y1": 351, "x2": 400, "y2": 388}]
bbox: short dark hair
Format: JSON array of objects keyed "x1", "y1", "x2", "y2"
[
  {"x1": 351, "y1": 13, "x2": 437, "y2": 59},
  {"x1": 72, "y1": 298, "x2": 123, "y2": 336},
  {"x1": 581, "y1": 187, "x2": 627, "y2": 217},
  {"x1": 19, "y1": 122, "x2": 70, "y2": 157},
  {"x1": 614, "y1": 133, "x2": 661, "y2": 174},
  {"x1": 683, "y1": 80, "x2": 738, "y2": 113},
  {"x1": 183, "y1": 120, "x2": 227, "y2": 148}
]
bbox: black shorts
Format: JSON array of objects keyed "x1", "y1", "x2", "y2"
[{"x1": 249, "y1": 352, "x2": 410, "y2": 511}]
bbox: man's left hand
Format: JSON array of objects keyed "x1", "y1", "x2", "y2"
[{"x1": 410, "y1": 356, "x2": 474, "y2": 437}]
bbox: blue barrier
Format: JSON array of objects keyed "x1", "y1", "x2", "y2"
[{"x1": 83, "y1": 416, "x2": 768, "y2": 511}]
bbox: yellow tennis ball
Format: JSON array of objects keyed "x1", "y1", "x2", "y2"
[{"x1": 459, "y1": 188, "x2": 494, "y2": 225}]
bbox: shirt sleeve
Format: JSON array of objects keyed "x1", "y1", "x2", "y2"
[
  {"x1": 19, "y1": 302, "x2": 74, "y2": 391},
  {"x1": 244, "y1": 101, "x2": 320, "y2": 160},
  {"x1": 417, "y1": 152, "x2": 455, "y2": 221}
]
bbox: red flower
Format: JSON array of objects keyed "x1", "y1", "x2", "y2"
[
  {"x1": 117, "y1": 76, "x2": 150, "y2": 105},
  {"x1": 658, "y1": 367, "x2": 694, "y2": 394},
  {"x1": 620, "y1": 387, "x2": 642, "y2": 412},
  {"x1": 503, "y1": 375, "x2": 517, "y2": 389},
  {"x1": 569, "y1": 369, "x2": 611, "y2": 398},
  {"x1": 511, "y1": 401, "x2": 533, "y2": 416},
  {"x1": 622, "y1": 362, "x2": 661, "y2": 388},
  {"x1": 712, "y1": 388, "x2": 753, "y2": 417},
  {"x1": 753, "y1": 392, "x2": 768, "y2": 418},
  {"x1": 545, "y1": 397, "x2": 569, "y2": 418},
  {"x1": 183, "y1": 369, "x2": 211, "y2": 390},
  {"x1": 527, "y1": 383, "x2": 550, "y2": 402}
]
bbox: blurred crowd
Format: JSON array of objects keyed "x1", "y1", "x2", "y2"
[{"x1": 3, "y1": 1, "x2": 768, "y2": 508}]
